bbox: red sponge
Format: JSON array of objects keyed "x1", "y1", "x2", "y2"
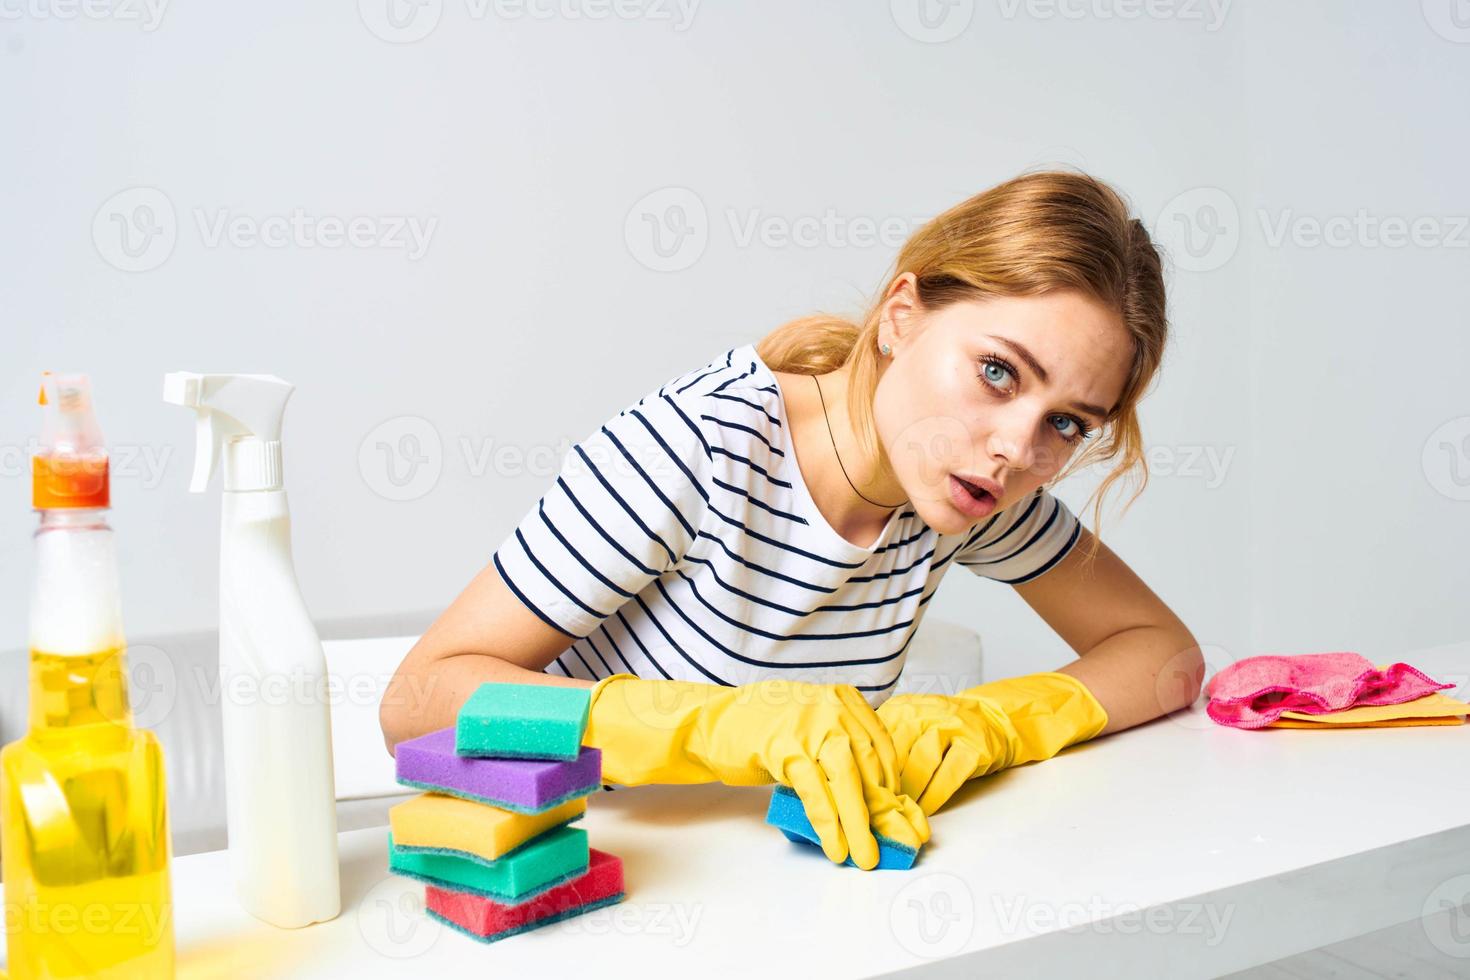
[{"x1": 426, "y1": 849, "x2": 625, "y2": 943}]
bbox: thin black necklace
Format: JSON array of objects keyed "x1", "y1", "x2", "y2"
[{"x1": 811, "y1": 373, "x2": 906, "y2": 510}]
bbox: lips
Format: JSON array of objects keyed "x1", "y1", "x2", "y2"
[
  {"x1": 947, "y1": 473, "x2": 1001, "y2": 519},
  {"x1": 953, "y1": 473, "x2": 1004, "y2": 501}
]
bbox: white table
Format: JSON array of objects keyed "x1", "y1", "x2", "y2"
[{"x1": 6, "y1": 641, "x2": 1470, "y2": 978}]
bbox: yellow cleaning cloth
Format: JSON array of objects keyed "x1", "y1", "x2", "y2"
[
  {"x1": 1269, "y1": 678, "x2": 1469, "y2": 729},
  {"x1": 388, "y1": 792, "x2": 586, "y2": 862}
]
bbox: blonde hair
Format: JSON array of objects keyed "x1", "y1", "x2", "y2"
[{"x1": 756, "y1": 169, "x2": 1168, "y2": 564}]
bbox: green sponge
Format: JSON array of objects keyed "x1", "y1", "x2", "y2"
[
  {"x1": 388, "y1": 826, "x2": 590, "y2": 903},
  {"x1": 456, "y1": 682, "x2": 591, "y2": 761}
]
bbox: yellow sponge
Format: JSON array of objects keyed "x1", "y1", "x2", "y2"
[{"x1": 389, "y1": 793, "x2": 587, "y2": 864}]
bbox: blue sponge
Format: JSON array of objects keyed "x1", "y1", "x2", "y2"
[{"x1": 765, "y1": 785, "x2": 919, "y2": 870}]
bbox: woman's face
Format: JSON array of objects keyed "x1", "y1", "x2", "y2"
[{"x1": 873, "y1": 285, "x2": 1134, "y2": 536}]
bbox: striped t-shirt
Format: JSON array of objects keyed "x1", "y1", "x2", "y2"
[{"x1": 492, "y1": 343, "x2": 1081, "y2": 707}]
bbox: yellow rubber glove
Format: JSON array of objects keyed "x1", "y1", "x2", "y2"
[
  {"x1": 584, "y1": 673, "x2": 930, "y2": 870},
  {"x1": 876, "y1": 672, "x2": 1109, "y2": 816}
]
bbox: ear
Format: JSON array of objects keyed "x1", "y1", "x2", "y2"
[{"x1": 878, "y1": 272, "x2": 921, "y2": 351}]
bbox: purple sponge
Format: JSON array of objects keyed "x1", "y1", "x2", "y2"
[{"x1": 395, "y1": 727, "x2": 602, "y2": 814}]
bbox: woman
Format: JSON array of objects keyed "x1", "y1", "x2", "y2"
[{"x1": 381, "y1": 170, "x2": 1202, "y2": 871}]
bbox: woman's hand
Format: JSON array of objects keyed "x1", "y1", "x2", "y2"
[
  {"x1": 877, "y1": 672, "x2": 1110, "y2": 816},
  {"x1": 875, "y1": 692, "x2": 1010, "y2": 816},
  {"x1": 585, "y1": 674, "x2": 930, "y2": 869}
]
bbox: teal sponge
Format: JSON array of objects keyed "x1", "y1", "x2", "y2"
[
  {"x1": 456, "y1": 682, "x2": 591, "y2": 761},
  {"x1": 388, "y1": 826, "x2": 590, "y2": 903}
]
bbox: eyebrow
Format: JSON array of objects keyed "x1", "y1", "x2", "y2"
[{"x1": 986, "y1": 334, "x2": 1113, "y2": 420}]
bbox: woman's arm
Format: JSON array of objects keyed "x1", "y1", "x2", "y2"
[
  {"x1": 877, "y1": 527, "x2": 1200, "y2": 815},
  {"x1": 379, "y1": 560, "x2": 591, "y2": 754},
  {"x1": 380, "y1": 365, "x2": 722, "y2": 754},
  {"x1": 1012, "y1": 527, "x2": 1204, "y2": 736},
  {"x1": 383, "y1": 556, "x2": 933, "y2": 868}
]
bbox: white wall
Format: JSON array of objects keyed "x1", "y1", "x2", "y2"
[{"x1": 2, "y1": 2, "x2": 1465, "y2": 679}]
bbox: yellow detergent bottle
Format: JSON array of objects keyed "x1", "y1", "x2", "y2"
[{"x1": 0, "y1": 373, "x2": 175, "y2": 979}]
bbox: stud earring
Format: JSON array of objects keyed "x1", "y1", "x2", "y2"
[{"x1": 879, "y1": 343, "x2": 892, "y2": 356}]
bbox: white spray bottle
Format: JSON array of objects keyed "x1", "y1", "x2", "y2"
[{"x1": 163, "y1": 372, "x2": 341, "y2": 928}]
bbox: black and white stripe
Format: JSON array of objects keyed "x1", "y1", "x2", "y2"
[{"x1": 492, "y1": 344, "x2": 1081, "y2": 705}]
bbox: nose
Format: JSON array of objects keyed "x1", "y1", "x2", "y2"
[{"x1": 985, "y1": 423, "x2": 1037, "y2": 473}]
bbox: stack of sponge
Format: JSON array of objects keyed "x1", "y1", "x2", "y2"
[{"x1": 388, "y1": 682, "x2": 625, "y2": 943}]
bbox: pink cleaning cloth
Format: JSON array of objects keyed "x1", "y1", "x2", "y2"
[{"x1": 1206, "y1": 652, "x2": 1453, "y2": 729}]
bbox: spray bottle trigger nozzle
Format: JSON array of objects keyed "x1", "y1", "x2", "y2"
[
  {"x1": 189, "y1": 412, "x2": 218, "y2": 493},
  {"x1": 163, "y1": 371, "x2": 215, "y2": 494}
]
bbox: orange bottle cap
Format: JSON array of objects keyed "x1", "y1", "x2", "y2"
[
  {"x1": 33, "y1": 453, "x2": 110, "y2": 509},
  {"x1": 33, "y1": 372, "x2": 111, "y2": 509}
]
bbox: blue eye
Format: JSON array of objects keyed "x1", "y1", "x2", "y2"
[
  {"x1": 1047, "y1": 414, "x2": 1096, "y2": 444},
  {"x1": 1051, "y1": 416, "x2": 1084, "y2": 441},
  {"x1": 978, "y1": 357, "x2": 1016, "y2": 392},
  {"x1": 978, "y1": 354, "x2": 1094, "y2": 445}
]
